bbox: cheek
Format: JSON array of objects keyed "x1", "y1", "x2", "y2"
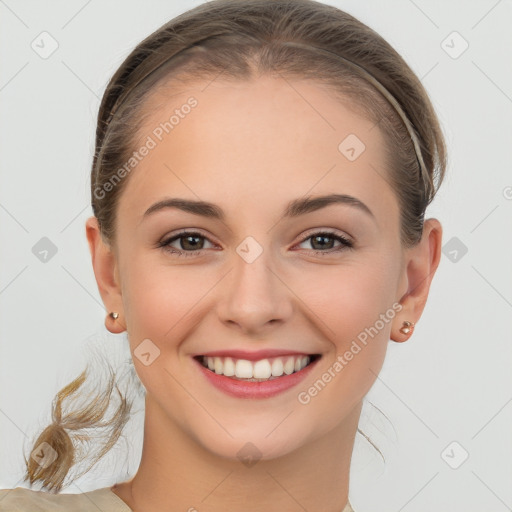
[
  {"x1": 120, "y1": 261, "x2": 208, "y2": 397},
  {"x1": 293, "y1": 251, "x2": 398, "y2": 395},
  {"x1": 292, "y1": 263, "x2": 395, "y2": 426},
  {"x1": 296, "y1": 255, "x2": 399, "y2": 343},
  {"x1": 121, "y1": 253, "x2": 210, "y2": 340}
]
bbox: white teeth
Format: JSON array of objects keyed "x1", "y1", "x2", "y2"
[
  {"x1": 235, "y1": 359, "x2": 253, "y2": 378},
  {"x1": 253, "y1": 359, "x2": 272, "y2": 379},
  {"x1": 223, "y1": 357, "x2": 235, "y2": 377},
  {"x1": 271, "y1": 358, "x2": 284, "y2": 376},
  {"x1": 283, "y1": 357, "x2": 295, "y2": 375},
  {"x1": 201, "y1": 354, "x2": 313, "y2": 380}
]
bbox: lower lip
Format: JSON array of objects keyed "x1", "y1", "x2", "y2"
[{"x1": 194, "y1": 357, "x2": 319, "y2": 399}]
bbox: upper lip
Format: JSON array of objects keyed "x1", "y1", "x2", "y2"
[{"x1": 194, "y1": 349, "x2": 318, "y2": 361}]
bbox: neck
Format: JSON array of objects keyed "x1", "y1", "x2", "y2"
[{"x1": 113, "y1": 396, "x2": 361, "y2": 512}]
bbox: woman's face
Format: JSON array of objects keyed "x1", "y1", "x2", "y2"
[{"x1": 102, "y1": 76, "x2": 410, "y2": 459}]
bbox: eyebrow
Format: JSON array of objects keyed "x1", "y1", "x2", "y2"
[{"x1": 142, "y1": 193, "x2": 375, "y2": 222}]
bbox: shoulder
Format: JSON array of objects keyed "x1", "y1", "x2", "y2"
[
  {"x1": 0, "y1": 486, "x2": 133, "y2": 512},
  {"x1": 344, "y1": 500, "x2": 356, "y2": 512}
]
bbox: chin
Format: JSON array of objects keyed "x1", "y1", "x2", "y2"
[{"x1": 184, "y1": 411, "x2": 323, "y2": 464}]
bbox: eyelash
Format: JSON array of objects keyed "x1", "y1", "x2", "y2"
[{"x1": 158, "y1": 229, "x2": 354, "y2": 258}]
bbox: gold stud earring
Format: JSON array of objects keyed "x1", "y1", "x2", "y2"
[
  {"x1": 399, "y1": 320, "x2": 414, "y2": 335},
  {"x1": 109, "y1": 312, "x2": 119, "y2": 320}
]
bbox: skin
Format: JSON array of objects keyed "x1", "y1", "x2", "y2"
[{"x1": 86, "y1": 75, "x2": 442, "y2": 512}]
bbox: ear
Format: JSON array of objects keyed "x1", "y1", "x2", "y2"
[
  {"x1": 391, "y1": 218, "x2": 443, "y2": 342},
  {"x1": 85, "y1": 216, "x2": 125, "y2": 333}
]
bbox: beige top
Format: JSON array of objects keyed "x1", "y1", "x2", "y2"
[{"x1": 0, "y1": 486, "x2": 355, "y2": 511}]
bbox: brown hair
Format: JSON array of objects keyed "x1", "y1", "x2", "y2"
[{"x1": 23, "y1": 0, "x2": 446, "y2": 492}]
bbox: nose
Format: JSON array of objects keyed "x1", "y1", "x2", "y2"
[{"x1": 216, "y1": 247, "x2": 293, "y2": 336}]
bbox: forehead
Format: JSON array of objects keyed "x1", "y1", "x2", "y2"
[{"x1": 117, "y1": 76, "x2": 398, "y2": 230}]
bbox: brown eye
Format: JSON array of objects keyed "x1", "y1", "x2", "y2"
[
  {"x1": 159, "y1": 231, "x2": 215, "y2": 257},
  {"x1": 310, "y1": 234, "x2": 335, "y2": 250},
  {"x1": 297, "y1": 231, "x2": 354, "y2": 254},
  {"x1": 177, "y1": 234, "x2": 205, "y2": 250}
]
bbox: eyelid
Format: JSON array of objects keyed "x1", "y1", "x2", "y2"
[
  {"x1": 160, "y1": 228, "x2": 220, "y2": 246},
  {"x1": 295, "y1": 227, "x2": 353, "y2": 244}
]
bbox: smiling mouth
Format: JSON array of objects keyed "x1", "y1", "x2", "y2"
[{"x1": 194, "y1": 354, "x2": 321, "y2": 382}]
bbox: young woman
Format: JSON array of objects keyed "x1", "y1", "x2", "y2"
[{"x1": 0, "y1": 0, "x2": 446, "y2": 510}]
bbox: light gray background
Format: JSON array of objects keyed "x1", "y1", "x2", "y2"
[{"x1": 1, "y1": 1, "x2": 511, "y2": 511}]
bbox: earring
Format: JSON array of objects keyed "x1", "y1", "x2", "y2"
[
  {"x1": 399, "y1": 320, "x2": 415, "y2": 335},
  {"x1": 109, "y1": 312, "x2": 119, "y2": 320}
]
